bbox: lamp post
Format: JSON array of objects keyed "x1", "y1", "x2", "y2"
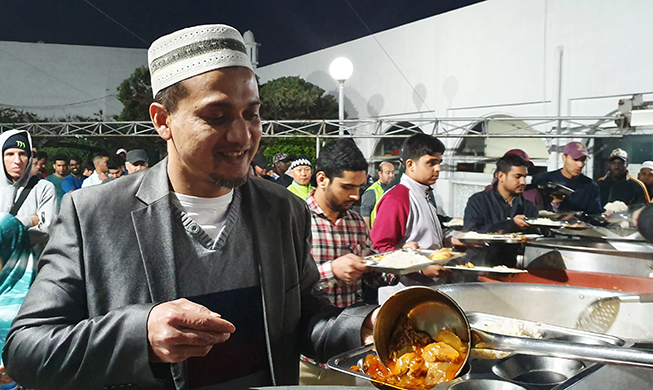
[{"x1": 329, "y1": 57, "x2": 353, "y2": 136}]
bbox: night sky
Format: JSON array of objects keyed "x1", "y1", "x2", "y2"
[{"x1": 0, "y1": 0, "x2": 483, "y2": 66}]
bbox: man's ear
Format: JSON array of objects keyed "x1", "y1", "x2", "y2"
[
  {"x1": 405, "y1": 159, "x2": 415, "y2": 172},
  {"x1": 316, "y1": 171, "x2": 330, "y2": 189},
  {"x1": 150, "y1": 103, "x2": 172, "y2": 141},
  {"x1": 497, "y1": 171, "x2": 506, "y2": 183}
]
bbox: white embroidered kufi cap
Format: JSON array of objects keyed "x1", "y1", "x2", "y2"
[{"x1": 148, "y1": 24, "x2": 253, "y2": 98}]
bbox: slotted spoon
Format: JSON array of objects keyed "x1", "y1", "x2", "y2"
[{"x1": 575, "y1": 293, "x2": 653, "y2": 333}]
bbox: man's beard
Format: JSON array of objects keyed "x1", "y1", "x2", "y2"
[{"x1": 209, "y1": 173, "x2": 249, "y2": 189}]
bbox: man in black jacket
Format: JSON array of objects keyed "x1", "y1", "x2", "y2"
[
  {"x1": 464, "y1": 154, "x2": 539, "y2": 233},
  {"x1": 463, "y1": 154, "x2": 539, "y2": 267}
]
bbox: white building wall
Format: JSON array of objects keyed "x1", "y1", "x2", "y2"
[
  {"x1": 0, "y1": 41, "x2": 147, "y2": 119},
  {"x1": 256, "y1": 0, "x2": 653, "y2": 216}
]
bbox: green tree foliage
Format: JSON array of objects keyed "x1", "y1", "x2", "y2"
[
  {"x1": 263, "y1": 137, "x2": 316, "y2": 164},
  {"x1": 259, "y1": 76, "x2": 340, "y2": 120},
  {"x1": 116, "y1": 66, "x2": 152, "y2": 121},
  {"x1": 0, "y1": 107, "x2": 39, "y2": 123}
]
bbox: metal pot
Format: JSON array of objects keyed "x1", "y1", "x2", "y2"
[{"x1": 374, "y1": 287, "x2": 653, "y2": 374}]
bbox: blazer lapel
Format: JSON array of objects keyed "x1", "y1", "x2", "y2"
[
  {"x1": 131, "y1": 159, "x2": 187, "y2": 389},
  {"x1": 131, "y1": 158, "x2": 178, "y2": 303}
]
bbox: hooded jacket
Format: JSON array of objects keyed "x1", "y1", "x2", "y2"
[{"x1": 0, "y1": 130, "x2": 57, "y2": 244}]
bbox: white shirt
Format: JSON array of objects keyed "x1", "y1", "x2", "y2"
[
  {"x1": 171, "y1": 190, "x2": 234, "y2": 241},
  {"x1": 81, "y1": 171, "x2": 112, "y2": 188}
]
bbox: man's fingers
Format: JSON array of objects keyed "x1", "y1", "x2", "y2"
[{"x1": 164, "y1": 300, "x2": 236, "y2": 333}]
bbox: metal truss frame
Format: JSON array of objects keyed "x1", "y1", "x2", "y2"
[{"x1": 0, "y1": 115, "x2": 636, "y2": 140}]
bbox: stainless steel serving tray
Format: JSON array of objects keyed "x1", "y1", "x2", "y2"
[{"x1": 327, "y1": 314, "x2": 624, "y2": 389}]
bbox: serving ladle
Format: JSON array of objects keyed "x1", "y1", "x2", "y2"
[{"x1": 374, "y1": 287, "x2": 653, "y2": 374}]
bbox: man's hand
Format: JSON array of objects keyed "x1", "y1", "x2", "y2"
[
  {"x1": 0, "y1": 364, "x2": 13, "y2": 384},
  {"x1": 147, "y1": 298, "x2": 235, "y2": 363},
  {"x1": 30, "y1": 214, "x2": 39, "y2": 227},
  {"x1": 421, "y1": 264, "x2": 452, "y2": 278},
  {"x1": 331, "y1": 254, "x2": 368, "y2": 283},
  {"x1": 513, "y1": 215, "x2": 529, "y2": 229},
  {"x1": 402, "y1": 241, "x2": 419, "y2": 250}
]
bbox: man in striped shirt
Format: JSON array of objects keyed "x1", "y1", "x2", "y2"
[{"x1": 302, "y1": 138, "x2": 393, "y2": 385}]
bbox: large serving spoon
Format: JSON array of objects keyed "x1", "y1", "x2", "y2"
[{"x1": 575, "y1": 293, "x2": 653, "y2": 333}]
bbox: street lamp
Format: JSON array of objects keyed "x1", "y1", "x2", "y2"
[{"x1": 329, "y1": 57, "x2": 353, "y2": 135}]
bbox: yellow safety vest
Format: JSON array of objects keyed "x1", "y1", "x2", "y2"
[{"x1": 365, "y1": 180, "x2": 385, "y2": 227}]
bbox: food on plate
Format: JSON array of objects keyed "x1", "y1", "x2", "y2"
[
  {"x1": 362, "y1": 316, "x2": 468, "y2": 389},
  {"x1": 604, "y1": 201, "x2": 628, "y2": 213},
  {"x1": 458, "y1": 262, "x2": 475, "y2": 268},
  {"x1": 427, "y1": 248, "x2": 454, "y2": 261},
  {"x1": 372, "y1": 251, "x2": 432, "y2": 268},
  {"x1": 443, "y1": 218, "x2": 464, "y2": 227},
  {"x1": 526, "y1": 218, "x2": 561, "y2": 226}
]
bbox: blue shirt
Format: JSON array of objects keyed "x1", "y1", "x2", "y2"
[{"x1": 61, "y1": 175, "x2": 86, "y2": 194}]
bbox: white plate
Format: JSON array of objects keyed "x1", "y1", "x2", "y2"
[
  {"x1": 363, "y1": 249, "x2": 465, "y2": 275},
  {"x1": 444, "y1": 265, "x2": 527, "y2": 274},
  {"x1": 458, "y1": 234, "x2": 541, "y2": 245}
]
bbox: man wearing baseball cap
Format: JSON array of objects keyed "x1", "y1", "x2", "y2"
[
  {"x1": 597, "y1": 148, "x2": 649, "y2": 206},
  {"x1": 125, "y1": 149, "x2": 149, "y2": 174},
  {"x1": 638, "y1": 161, "x2": 653, "y2": 201},
  {"x1": 532, "y1": 141, "x2": 603, "y2": 214},
  {"x1": 271, "y1": 153, "x2": 293, "y2": 187},
  {"x1": 5, "y1": 24, "x2": 376, "y2": 389}
]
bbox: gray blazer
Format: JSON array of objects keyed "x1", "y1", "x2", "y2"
[{"x1": 4, "y1": 159, "x2": 374, "y2": 389}]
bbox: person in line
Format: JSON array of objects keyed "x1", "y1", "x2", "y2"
[
  {"x1": 303, "y1": 139, "x2": 395, "y2": 385},
  {"x1": 80, "y1": 154, "x2": 110, "y2": 188},
  {"x1": 271, "y1": 153, "x2": 293, "y2": 187},
  {"x1": 466, "y1": 154, "x2": 539, "y2": 233},
  {"x1": 4, "y1": 24, "x2": 375, "y2": 389},
  {"x1": 0, "y1": 213, "x2": 35, "y2": 389},
  {"x1": 484, "y1": 149, "x2": 544, "y2": 210},
  {"x1": 44, "y1": 155, "x2": 68, "y2": 208},
  {"x1": 0, "y1": 130, "x2": 57, "y2": 257},
  {"x1": 597, "y1": 148, "x2": 649, "y2": 207},
  {"x1": 370, "y1": 134, "x2": 451, "y2": 281},
  {"x1": 287, "y1": 157, "x2": 315, "y2": 199},
  {"x1": 30, "y1": 151, "x2": 48, "y2": 179},
  {"x1": 251, "y1": 154, "x2": 275, "y2": 182},
  {"x1": 61, "y1": 156, "x2": 86, "y2": 193},
  {"x1": 82, "y1": 160, "x2": 94, "y2": 178},
  {"x1": 532, "y1": 141, "x2": 603, "y2": 215},
  {"x1": 101, "y1": 156, "x2": 125, "y2": 184},
  {"x1": 638, "y1": 161, "x2": 653, "y2": 201},
  {"x1": 360, "y1": 161, "x2": 395, "y2": 228},
  {"x1": 464, "y1": 154, "x2": 539, "y2": 267},
  {"x1": 125, "y1": 149, "x2": 149, "y2": 174}
]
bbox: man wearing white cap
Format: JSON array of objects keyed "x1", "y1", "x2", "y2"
[
  {"x1": 597, "y1": 148, "x2": 649, "y2": 206},
  {"x1": 638, "y1": 161, "x2": 653, "y2": 202},
  {"x1": 4, "y1": 24, "x2": 375, "y2": 390},
  {"x1": 287, "y1": 157, "x2": 315, "y2": 199}
]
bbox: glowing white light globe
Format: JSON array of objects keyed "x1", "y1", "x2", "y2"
[{"x1": 329, "y1": 57, "x2": 353, "y2": 82}]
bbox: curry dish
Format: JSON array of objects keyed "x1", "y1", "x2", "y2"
[{"x1": 359, "y1": 317, "x2": 468, "y2": 390}]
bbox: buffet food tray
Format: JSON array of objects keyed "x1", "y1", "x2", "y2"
[
  {"x1": 327, "y1": 314, "x2": 626, "y2": 390},
  {"x1": 364, "y1": 249, "x2": 466, "y2": 275},
  {"x1": 458, "y1": 234, "x2": 542, "y2": 245}
]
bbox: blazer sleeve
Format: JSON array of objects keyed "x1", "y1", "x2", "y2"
[{"x1": 3, "y1": 195, "x2": 162, "y2": 389}]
